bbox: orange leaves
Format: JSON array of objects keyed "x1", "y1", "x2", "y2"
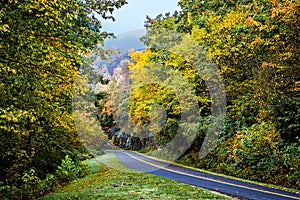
[
  {"x1": 252, "y1": 35, "x2": 262, "y2": 45},
  {"x1": 270, "y1": 0, "x2": 297, "y2": 22},
  {"x1": 246, "y1": 16, "x2": 260, "y2": 27},
  {"x1": 0, "y1": 24, "x2": 10, "y2": 33},
  {"x1": 261, "y1": 61, "x2": 275, "y2": 69}
]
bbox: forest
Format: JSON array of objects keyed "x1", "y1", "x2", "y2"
[
  {"x1": 99, "y1": 0, "x2": 300, "y2": 191},
  {"x1": 1, "y1": 0, "x2": 299, "y2": 199}
]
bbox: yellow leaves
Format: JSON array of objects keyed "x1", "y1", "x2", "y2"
[
  {"x1": 187, "y1": 12, "x2": 192, "y2": 23},
  {"x1": 7, "y1": 0, "x2": 19, "y2": 3},
  {"x1": 251, "y1": 35, "x2": 262, "y2": 45},
  {"x1": 192, "y1": 9, "x2": 248, "y2": 63},
  {"x1": 0, "y1": 66, "x2": 17, "y2": 75},
  {"x1": 293, "y1": 81, "x2": 300, "y2": 92},
  {"x1": 208, "y1": 11, "x2": 246, "y2": 31},
  {"x1": 224, "y1": 11, "x2": 247, "y2": 27},
  {"x1": 28, "y1": 35, "x2": 35, "y2": 40},
  {"x1": 73, "y1": 74, "x2": 90, "y2": 96},
  {"x1": 52, "y1": 110, "x2": 74, "y2": 130},
  {"x1": 128, "y1": 49, "x2": 154, "y2": 68},
  {"x1": 0, "y1": 107, "x2": 34, "y2": 124},
  {"x1": 128, "y1": 50, "x2": 157, "y2": 91},
  {"x1": 65, "y1": 12, "x2": 74, "y2": 20},
  {"x1": 191, "y1": 26, "x2": 207, "y2": 44},
  {"x1": 261, "y1": 61, "x2": 275, "y2": 69},
  {"x1": 0, "y1": 24, "x2": 10, "y2": 33},
  {"x1": 0, "y1": 112, "x2": 18, "y2": 123},
  {"x1": 280, "y1": 51, "x2": 293, "y2": 60},
  {"x1": 207, "y1": 12, "x2": 222, "y2": 26}
]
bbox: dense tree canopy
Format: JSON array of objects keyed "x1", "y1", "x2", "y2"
[
  {"x1": 0, "y1": 0, "x2": 126, "y2": 198},
  {"x1": 124, "y1": 0, "x2": 300, "y2": 189}
]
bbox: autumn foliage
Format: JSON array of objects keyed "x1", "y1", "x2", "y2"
[
  {"x1": 125, "y1": 0, "x2": 299, "y2": 189},
  {"x1": 0, "y1": 0, "x2": 126, "y2": 198}
]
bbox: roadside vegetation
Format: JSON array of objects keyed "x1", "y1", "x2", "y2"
[{"x1": 39, "y1": 153, "x2": 232, "y2": 200}]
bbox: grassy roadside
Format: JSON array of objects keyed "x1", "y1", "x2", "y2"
[{"x1": 39, "y1": 153, "x2": 233, "y2": 200}]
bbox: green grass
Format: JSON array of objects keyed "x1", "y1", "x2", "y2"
[{"x1": 39, "y1": 153, "x2": 233, "y2": 200}]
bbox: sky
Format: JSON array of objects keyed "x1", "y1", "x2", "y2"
[{"x1": 101, "y1": 0, "x2": 180, "y2": 35}]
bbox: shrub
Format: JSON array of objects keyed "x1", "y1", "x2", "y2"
[
  {"x1": 191, "y1": 122, "x2": 300, "y2": 189},
  {"x1": 55, "y1": 155, "x2": 88, "y2": 182}
]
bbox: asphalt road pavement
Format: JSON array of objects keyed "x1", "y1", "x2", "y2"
[{"x1": 107, "y1": 150, "x2": 300, "y2": 200}]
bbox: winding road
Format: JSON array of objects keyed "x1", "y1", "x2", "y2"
[{"x1": 107, "y1": 150, "x2": 300, "y2": 200}]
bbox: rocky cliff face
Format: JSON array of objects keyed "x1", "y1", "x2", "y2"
[{"x1": 96, "y1": 63, "x2": 111, "y2": 80}]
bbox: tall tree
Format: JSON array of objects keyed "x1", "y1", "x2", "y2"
[
  {"x1": 135, "y1": 0, "x2": 299, "y2": 188},
  {"x1": 0, "y1": 0, "x2": 126, "y2": 197}
]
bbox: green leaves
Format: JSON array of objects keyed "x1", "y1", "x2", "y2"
[
  {"x1": 55, "y1": 155, "x2": 87, "y2": 182},
  {"x1": 1, "y1": 0, "x2": 126, "y2": 198},
  {"x1": 135, "y1": 0, "x2": 300, "y2": 189}
]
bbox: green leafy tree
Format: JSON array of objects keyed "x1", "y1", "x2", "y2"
[
  {"x1": 136, "y1": 0, "x2": 299, "y2": 188},
  {"x1": 0, "y1": 0, "x2": 126, "y2": 198}
]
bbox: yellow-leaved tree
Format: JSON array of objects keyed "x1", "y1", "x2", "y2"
[{"x1": 0, "y1": 0, "x2": 127, "y2": 198}]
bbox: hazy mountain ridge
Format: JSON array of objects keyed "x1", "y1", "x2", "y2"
[{"x1": 93, "y1": 29, "x2": 146, "y2": 79}]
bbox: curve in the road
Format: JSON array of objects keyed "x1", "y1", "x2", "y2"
[{"x1": 108, "y1": 150, "x2": 300, "y2": 200}]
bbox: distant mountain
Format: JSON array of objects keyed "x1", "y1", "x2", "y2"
[
  {"x1": 104, "y1": 29, "x2": 146, "y2": 54},
  {"x1": 94, "y1": 29, "x2": 147, "y2": 78}
]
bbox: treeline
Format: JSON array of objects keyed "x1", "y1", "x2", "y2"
[
  {"x1": 0, "y1": 0, "x2": 126, "y2": 199},
  {"x1": 141, "y1": 0, "x2": 300, "y2": 189},
  {"x1": 100, "y1": 0, "x2": 300, "y2": 189}
]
